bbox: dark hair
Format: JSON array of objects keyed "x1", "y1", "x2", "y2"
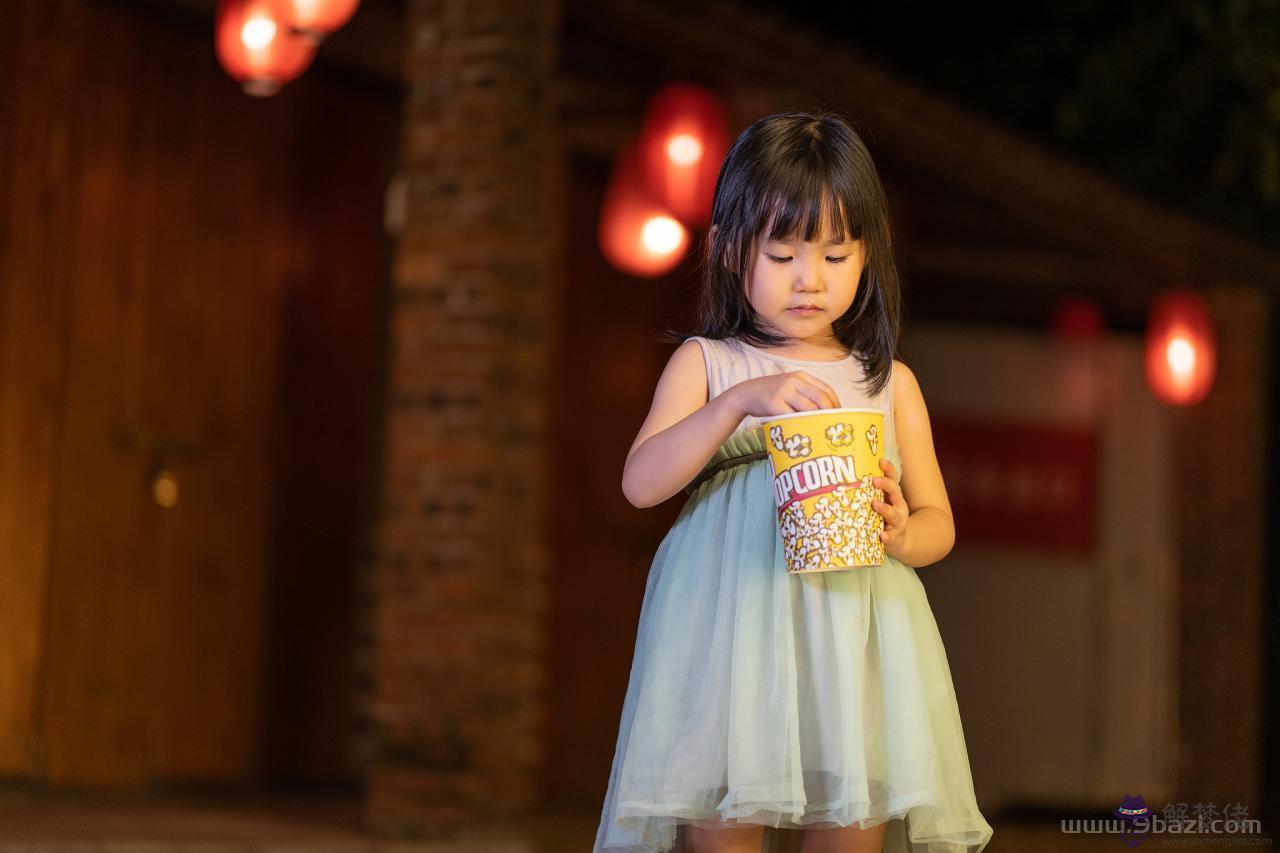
[{"x1": 658, "y1": 111, "x2": 902, "y2": 396}]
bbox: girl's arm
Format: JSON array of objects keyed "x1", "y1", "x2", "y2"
[
  {"x1": 888, "y1": 360, "x2": 956, "y2": 567},
  {"x1": 621, "y1": 339, "x2": 746, "y2": 509}
]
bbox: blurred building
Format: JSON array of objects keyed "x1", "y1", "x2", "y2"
[{"x1": 0, "y1": 0, "x2": 1274, "y2": 846}]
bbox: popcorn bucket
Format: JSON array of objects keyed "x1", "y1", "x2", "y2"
[{"x1": 761, "y1": 407, "x2": 886, "y2": 574}]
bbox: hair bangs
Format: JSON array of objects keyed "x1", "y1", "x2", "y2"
[{"x1": 757, "y1": 166, "x2": 866, "y2": 247}]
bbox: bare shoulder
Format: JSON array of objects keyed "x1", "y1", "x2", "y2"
[
  {"x1": 891, "y1": 358, "x2": 933, "y2": 442},
  {"x1": 662, "y1": 338, "x2": 710, "y2": 403},
  {"x1": 626, "y1": 338, "x2": 710, "y2": 461},
  {"x1": 892, "y1": 358, "x2": 925, "y2": 407}
]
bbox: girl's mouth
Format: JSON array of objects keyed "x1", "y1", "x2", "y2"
[{"x1": 788, "y1": 306, "x2": 821, "y2": 315}]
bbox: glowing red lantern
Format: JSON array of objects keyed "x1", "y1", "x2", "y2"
[
  {"x1": 287, "y1": 0, "x2": 361, "y2": 44},
  {"x1": 637, "y1": 83, "x2": 730, "y2": 228},
  {"x1": 1144, "y1": 288, "x2": 1216, "y2": 406},
  {"x1": 599, "y1": 141, "x2": 690, "y2": 278},
  {"x1": 216, "y1": 0, "x2": 316, "y2": 97}
]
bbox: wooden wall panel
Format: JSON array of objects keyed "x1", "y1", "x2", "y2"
[
  {"x1": 542, "y1": 151, "x2": 700, "y2": 807},
  {"x1": 0, "y1": 0, "x2": 399, "y2": 786},
  {"x1": 0, "y1": 0, "x2": 84, "y2": 778}
]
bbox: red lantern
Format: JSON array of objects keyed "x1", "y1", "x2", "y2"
[
  {"x1": 1144, "y1": 288, "x2": 1216, "y2": 406},
  {"x1": 287, "y1": 0, "x2": 361, "y2": 44},
  {"x1": 599, "y1": 141, "x2": 690, "y2": 278},
  {"x1": 216, "y1": 0, "x2": 316, "y2": 97},
  {"x1": 637, "y1": 83, "x2": 730, "y2": 228}
]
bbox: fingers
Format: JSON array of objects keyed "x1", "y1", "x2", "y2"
[
  {"x1": 871, "y1": 493, "x2": 903, "y2": 521},
  {"x1": 873, "y1": 459, "x2": 901, "y2": 499},
  {"x1": 872, "y1": 467, "x2": 908, "y2": 527},
  {"x1": 781, "y1": 388, "x2": 820, "y2": 411},
  {"x1": 793, "y1": 373, "x2": 841, "y2": 409},
  {"x1": 814, "y1": 377, "x2": 841, "y2": 409},
  {"x1": 873, "y1": 475, "x2": 904, "y2": 507},
  {"x1": 869, "y1": 457, "x2": 907, "y2": 550},
  {"x1": 771, "y1": 372, "x2": 842, "y2": 411},
  {"x1": 780, "y1": 380, "x2": 828, "y2": 411}
]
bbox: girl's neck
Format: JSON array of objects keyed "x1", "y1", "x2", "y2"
[{"x1": 738, "y1": 335, "x2": 851, "y2": 363}]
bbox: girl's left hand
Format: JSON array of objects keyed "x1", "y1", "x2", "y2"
[{"x1": 872, "y1": 458, "x2": 910, "y2": 560}]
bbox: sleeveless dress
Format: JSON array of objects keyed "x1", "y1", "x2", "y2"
[{"x1": 592, "y1": 335, "x2": 994, "y2": 853}]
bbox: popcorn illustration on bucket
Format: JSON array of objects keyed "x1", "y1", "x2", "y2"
[{"x1": 761, "y1": 407, "x2": 886, "y2": 574}]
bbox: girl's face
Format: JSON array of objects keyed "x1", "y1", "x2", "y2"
[{"x1": 745, "y1": 223, "x2": 865, "y2": 347}]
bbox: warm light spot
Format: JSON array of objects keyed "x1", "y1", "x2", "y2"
[
  {"x1": 241, "y1": 13, "x2": 278, "y2": 49},
  {"x1": 641, "y1": 215, "x2": 685, "y2": 255},
  {"x1": 1166, "y1": 336, "x2": 1196, "y2": 376},
  {"x1": 665, "y1": 133, "x2": 703, "y2": 167},
  {"x1": 152, "y1": 469, "x2": 179, "y2": 509}
]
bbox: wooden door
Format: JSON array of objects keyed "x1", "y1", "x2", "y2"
[{"x1": 1, "y1": 0, "x2": 396, "y2": 786}]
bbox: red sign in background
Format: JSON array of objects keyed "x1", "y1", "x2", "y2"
[{"x1": 931, "y1": 417, "x2": 1099, "y2": 555}]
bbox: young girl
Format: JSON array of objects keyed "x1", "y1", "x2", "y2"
[{"x1": 592, "y1": 112, "x2": 994, "y2": 853}]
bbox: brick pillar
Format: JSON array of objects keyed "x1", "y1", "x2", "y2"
[{"x1": 364, "y1": 0, "x2": 562, "y2": 835}]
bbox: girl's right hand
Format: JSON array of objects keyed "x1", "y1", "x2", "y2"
[{"x1": 727, "y1": 371, "x2": 842, "y2": 418}]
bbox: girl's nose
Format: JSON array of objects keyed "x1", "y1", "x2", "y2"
[{"x1": 794, "y1": 262, "x2": 822, "y2": 290}]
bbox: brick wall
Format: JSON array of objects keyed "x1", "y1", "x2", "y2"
[{"x1": 360, "y1": 0, "x2": 563, "y2": 835}]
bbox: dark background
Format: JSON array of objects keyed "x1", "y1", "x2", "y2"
[{"x1": 749, "y1": 0, "x2": 1280, "y2": 250}]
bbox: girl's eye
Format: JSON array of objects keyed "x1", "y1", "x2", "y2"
[
  {"x1": 827, "y1": 256, "x2": 848, "y2": 264},
  {"x1": 767, "y1": 254, "x2": 792, "y2": 263}
]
